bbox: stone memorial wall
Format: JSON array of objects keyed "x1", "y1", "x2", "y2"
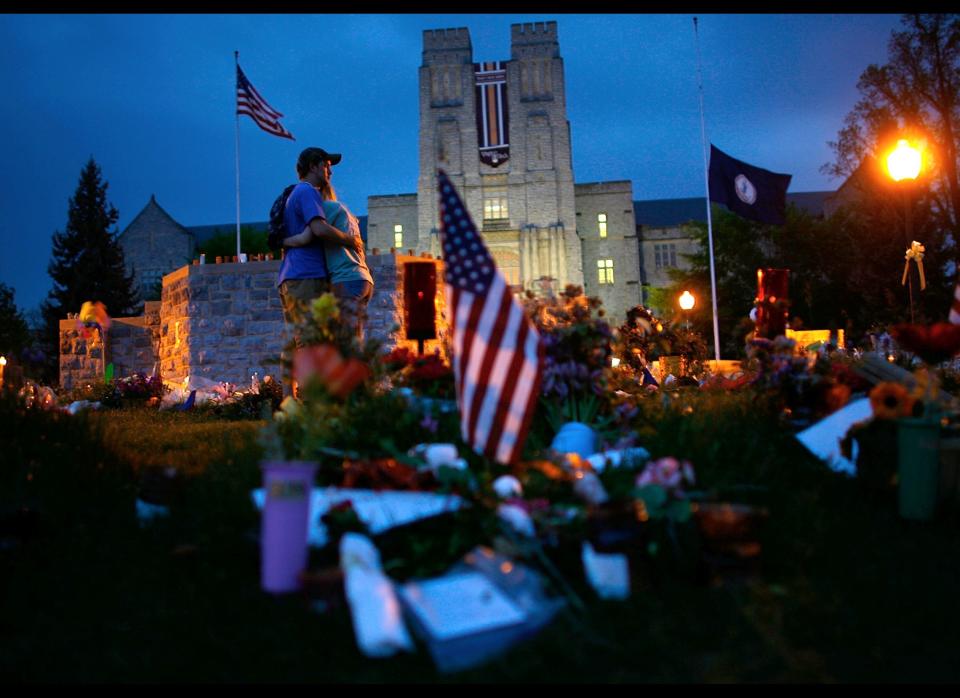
[{"x1": 59, "y1": 252, "x2": 449, "y2": 390}]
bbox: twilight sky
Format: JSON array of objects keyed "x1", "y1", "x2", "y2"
[{"x1": 0, "y1": 13, "x2": 903, "y2": 315}]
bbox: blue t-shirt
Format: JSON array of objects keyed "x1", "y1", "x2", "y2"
[{"x1": 277, "y1": 182, "x2": 329, "y2": 287}]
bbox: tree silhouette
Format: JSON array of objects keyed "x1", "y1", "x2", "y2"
[
  {"x1": 826, "y1": 14, "x2": 959, "y2": 237},
  {"x1": 39, "y1": 157, "x2": 139, "y2": 381},
  {"x1": 0, "y1": 282, "x2": 30, "y2": 360}
]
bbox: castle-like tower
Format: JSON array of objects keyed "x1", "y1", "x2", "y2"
[
  {"x1": 414, "y1": 21, "x2": 582, "y2": 293},
  {"x1": 367, "y1": 21, "x2": 641, "y2": 320}
]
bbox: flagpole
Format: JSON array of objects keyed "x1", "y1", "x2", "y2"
[
  {"x1": 234, "y1": 50, "x2": 242, "y2": 262},
  {"x1": 693, "y1": 16, "x2": 722, "y2": 364}
]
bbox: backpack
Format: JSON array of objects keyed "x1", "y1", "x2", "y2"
[{"x1": 267, "y1": 183, "x2": 298, "y2": 252}]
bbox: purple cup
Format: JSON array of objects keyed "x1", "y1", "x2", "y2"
[{"x1": 260, "y1": 461, "x2": 317, "y2": 593}]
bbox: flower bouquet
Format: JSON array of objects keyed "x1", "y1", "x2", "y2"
[
  {"x1": 286, "y1": 293, "x2": 382, "y2": 403},
  {"x1": 383, "y1": 346, "x2": 456, "y2": 402},
  {"x1": 523, "y1": 285, "x2": 628, "y2": 452},
  {"x1": 616, "y1": 305, "x2": 708, "y2": 382}
]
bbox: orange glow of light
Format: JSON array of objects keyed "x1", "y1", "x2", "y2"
[
  {"x1": 886, "y1": 139, "x2": 922, "y2": 182},
  {"x1": 679, "y1": 290, "x2": 695, "y2": 311}
]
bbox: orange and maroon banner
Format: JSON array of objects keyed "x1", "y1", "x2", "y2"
[{"x1": 474, "y1": 61, "x2": 509, "y2": 167}]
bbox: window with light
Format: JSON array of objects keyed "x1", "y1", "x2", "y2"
[
  {"x1": 598, "y1": 212, "x2": 607, "y2": 238},
  {"x1": 483, "y1": 186, "x2": 509, "y2": 221},
  {"x1": 597, "y1": 258, "x2": 614, "y2": 284},
  {"x1": 393, "y1": 224, "x2": 403, "y2": 249}
]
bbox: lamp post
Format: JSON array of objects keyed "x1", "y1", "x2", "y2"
[
  {"x1": 886, "y1": 138, "x2": 923, "y2": 323},
  {"x1": 678, "y1": 290, "x2": 696, "y2": 331}
]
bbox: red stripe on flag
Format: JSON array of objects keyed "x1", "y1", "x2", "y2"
[
  {"x1": 236, "y1": 64, "x2": 295, "y2": 140},
  {"x1": 466, "y1": 284, "x2": 514, "y2": 445},
  {"x1": 484, "y1": 308, "x2": 531, "y2": 460}
]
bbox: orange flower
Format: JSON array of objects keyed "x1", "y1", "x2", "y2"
[{"x1": 868, "y1": 382, "x2": 916, "y2": 420}]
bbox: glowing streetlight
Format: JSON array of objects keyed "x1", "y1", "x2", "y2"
[
  {"x1": 885, "y1": 138, "x2": 925, "y2": 322},
  {"x1": 0, "y1": 356, "x2": 6, "y2": 391},
  {"x1": 678, "y1": 291, "x2": 696, "y2": 331},
  {"x1": 886, "y1": 139, "x2": 922, "y2": 182}
]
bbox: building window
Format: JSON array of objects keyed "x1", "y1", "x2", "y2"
[
  {"x1": 598, "y1": 212, "x2": 607, "y2": 238},
  {"x1": 597, "y1": 259, "x2": 614, "y2": 285},
  {"x1": 654, "y1": 243, "x2": 678, "y2": 270},
  {"x1": 483, "y1": 187, "x2": 509, "y2": 221},
  {"x1": 393, "y1": 224, "x2": 403, "y2": 249},
  {"x1": 140, "y1": 269, "x2": 164, "y2": 300}
]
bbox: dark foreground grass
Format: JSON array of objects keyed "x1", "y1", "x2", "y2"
[{"x1": 2, "y1": 392, "x2": 960, "y2": 682}]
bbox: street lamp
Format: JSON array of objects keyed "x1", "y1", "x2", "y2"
[
  {"x1": 886, "y1": 139, "x2": 921, "y2": 182},
  {"x1": 678, "y1": 290, "x2": 695, "y2": 331},
  {"x1": 885, "y1": 138, "x2": 923, "y2": 322}
]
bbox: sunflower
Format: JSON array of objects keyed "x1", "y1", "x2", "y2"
[{"x1": 868, "y1": 382, "x2": 916, "y2": 420}]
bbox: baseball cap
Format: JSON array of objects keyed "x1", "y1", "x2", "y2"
[{"x1": 316, "y1": 148, "x2": 342, "y2": 165}]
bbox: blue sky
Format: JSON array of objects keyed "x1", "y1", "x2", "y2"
[{"x1": 0, "y1": 13, "x2": 903, "y2": 315}]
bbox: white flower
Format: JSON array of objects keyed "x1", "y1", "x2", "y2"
[
  {"x1": 573, "y1": 471, "x2": 609, "y2": 505},
  {"x1": 497, "y1": 504, "x2": 536, "y2": 537},
  {"x1": 492, "y1": 475, "x2": 523, "y2": 498}
]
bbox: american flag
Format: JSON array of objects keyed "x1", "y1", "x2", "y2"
[
  {"x1": 236, "y1": 64, "x2": 295, "y2": 140},
  {"x1": 437, "y1": 170, "x2": 543, "y2": 464}
]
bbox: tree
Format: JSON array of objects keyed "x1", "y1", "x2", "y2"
[
  {"x1": 40, "y1": 158, "x2": 139, "y2": 379},
  {"x1": 822, "y1": 14, "x2": 960, "y2": 325},
  {"x1": 826, "y1": 15, "x2": 960, "y2": 248},
  {"x1": 0, "y1": 282, "x2": 30, "y2": 360},
  {"x1": 199, "y1": 225, "x2": 271, "y2": 260},
  {"x1": 665, "y1": 204, "x2": 895, "y2": 357}
]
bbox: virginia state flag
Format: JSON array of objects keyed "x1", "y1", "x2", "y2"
[{"x1": 708, "y1": 145, "x2": 792, "y2": 225}]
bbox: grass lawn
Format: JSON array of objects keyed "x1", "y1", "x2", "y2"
[{"x1": 2, "y1": 393, "x2": 959, "y2": 682}]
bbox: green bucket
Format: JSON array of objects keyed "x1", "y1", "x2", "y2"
[{"x1": 897, "y1": 417, "x2": 940, "y2": 521}]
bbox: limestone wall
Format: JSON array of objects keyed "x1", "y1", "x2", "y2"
[
  {"x1": 157, "y1": 260, "x2": 287, "y2": 386},
  {"x1": 366, "y1": 194, "x2": 420, "y2": 254},
  {"x1": 59, "y1": 301, "x2": 161, "y2": 391},
  {"x1": 575, "y1": 181, "x2": 642, "y2": 323},
  {"x1": 59, "y1": 254, "x2": 449, "y2": 390}
]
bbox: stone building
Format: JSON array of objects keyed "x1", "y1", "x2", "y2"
[
  {"x1": 118, "y1": 195, "x2": 197, "y2": 302},
  {"x1": 632, "y1": 192, "x2": 832, "y2": 312},
  {"x1": 365, "y1": 21, "x2": 643, "y2": 322},
  {"x1": 115, "y1": 20, "x2": 835, "y2": 326}
]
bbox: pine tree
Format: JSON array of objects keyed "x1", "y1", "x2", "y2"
[
  {"x1": 40, "y1": 158, "x2": 139, "y2": 380},
  {"x1": 0, "y1": 282, "x2": 30, "y2": 360}
]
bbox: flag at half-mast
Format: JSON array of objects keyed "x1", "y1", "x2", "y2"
[
  {"x1": 708, "y1": 145, "x2": 791, "y2": 225},
  {"x1": 236, "y1": 64, "x2": 295, "y2": 140},
  {"x1": 437, "y1": 170, "x2": 542, "y2": 464}
]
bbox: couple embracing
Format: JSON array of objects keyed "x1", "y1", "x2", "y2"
[{"x1": 276, "y1": 146, "x2": 373, "y2": 398}]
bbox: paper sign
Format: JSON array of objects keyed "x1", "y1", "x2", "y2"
[
  {"x1": 795, "y1": 397, "x2": 872, "y2": 476},
  {"x1": 250, "y1": 487, "x2": 464, "y2": 548},
  {"x1": 400, "y1": 571, "x2": 527, "y2": 641}
]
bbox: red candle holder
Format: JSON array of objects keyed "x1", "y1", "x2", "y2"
[{"x1": 755, "y1": 268, "x2": 789, "y2": 339}]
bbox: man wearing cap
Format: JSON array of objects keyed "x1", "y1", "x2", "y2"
[{"x1": 278, "y1": 146, "x2": 360, "y2": 398}]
